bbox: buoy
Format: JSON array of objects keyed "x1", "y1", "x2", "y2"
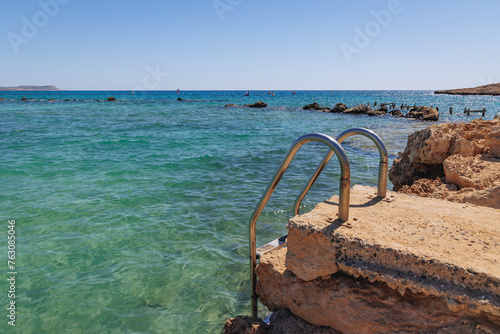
[{"x1": 293, "y1": 91, "x2": 296, "y2": 94}]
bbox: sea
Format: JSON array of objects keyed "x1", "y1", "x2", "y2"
[{"x1": 1, "y1": 90, "x2": 498, "y2": 333}]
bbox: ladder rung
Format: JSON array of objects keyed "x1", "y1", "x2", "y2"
[{"x1": 256, "y1": 235, "x2": 287, "y2": 258}]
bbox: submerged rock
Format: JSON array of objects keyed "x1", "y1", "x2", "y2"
[{"x1": 224, "y1": 103, "x2": 239, "y2": 108}]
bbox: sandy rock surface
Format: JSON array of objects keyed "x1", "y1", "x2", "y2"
[{"x1": 389, "y1": 118, "x2": 500, "y2": 209}]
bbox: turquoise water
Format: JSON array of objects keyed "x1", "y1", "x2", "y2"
[{"x1": 1, "y1": 91, "x2": 498, "y2": 333}]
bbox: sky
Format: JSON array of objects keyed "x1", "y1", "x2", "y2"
[{"x1": 1, "y1": 0, "x2": 499, "y2": 90}]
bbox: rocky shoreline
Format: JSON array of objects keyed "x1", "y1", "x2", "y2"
[
  {"x1": 435, "y1": 83, "x2": 500, "y2": 96},
  {"x1": 224, "y1": 117, "x2": 500, "y2": 333},
  {"x1": 226, "y1": 101, "x2": 441, "y2": 121}
]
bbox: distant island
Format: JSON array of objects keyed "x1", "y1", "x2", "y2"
[
  {"x1": 0, "y1": 85, "x2": 61, "y2": 91},
  {"x1": 434, "y1": 82, "x2": 500, "y2": 96}
]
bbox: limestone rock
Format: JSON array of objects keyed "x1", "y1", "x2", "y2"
[
  {"x1": 330, "y1": 103, "x2": 347, "y2": 113},
  {"x1": 406, "y1": 106, "x2": 439, "y2": 121},
  {"x1": 285, "y1": 228, "x2": 339, "y2": 281},
  {"x1": 257, "y1": 247, "x2": 500, "y2": 334},
  {"x1": 399, "y1": 177, "x2": 458, "y2": 199},
  {"x1": 443, "y1": 154, "x2": 500, "y2": 190},
  {"x1": 225, "y1": 103, "x2": 239, "y2": 108},
  {"x1": 246, "y1": 101, "x2": 267, "y2": 108},
  {"x1": 343, "y1": 104, "x2": 372, "y2": 115},
  {"x1": 389, "y1": 119, "x2": 500, "y2": 190},
  {"x1": 485, "y1": 126, "x2": 500, "y2": 158}
]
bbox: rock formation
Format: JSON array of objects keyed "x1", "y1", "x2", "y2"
[
  {"x1": 390, "y1": 109, "x2": 404, "y2": 117},
  {"x1": 246, "y1": 101, "x2": 268, "y2": 108},
  {"x1": 303, "y1": 102, "x2": 332, "y2": 112},
  {"x1": 367, "y1": 108, "x2": 387, "y2": 117},
  {"x1": 389, "y1": 118, "x2": 500, "y2": 209},
  {"x1": 405, "y1": 106, "x2": 439, "y2": 121},
  {"x1": 108, "y1": 96, "x2": 116, "y2": 101},
  {"x1": 253, "y1": 186, "x2": 500, "y2": 333},
  {"x1": 343, "y1": 104, "x2": 372, "y2": 115},
  {"x1": 331, "y1": 103, "x2": 347, "y2": 113},
  {"x1": 435, "y1": 83, "x2": 500, "y2": 96}
]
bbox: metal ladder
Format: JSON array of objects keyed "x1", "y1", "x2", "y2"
[{"x1": 248, "y1": 128, "x2": 388, "y2": 317}]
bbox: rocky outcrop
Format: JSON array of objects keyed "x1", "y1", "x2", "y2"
[
  {"x1": 405, "y1": 106, "x2": 439, "y2": 121},
  {"x1": 390, "y1": 109, "x2": 404, "y2": 117},
  {"x1": 485, "y1": 125, "x2": 500, "y2": 157},
  {"x1": 254, "y1": 185, "x2": 500, "y2": 333},
  {"x1": 367, "y1": 108, "x2": 387, "y2": 117},
  {"x1": 246, "y1": 101, "x2": 267, "y2": 108},
  {"x1": 330, "y1": 103, "x2": 347, "y2": 113},
  {"x1": 435, "y1": 83, "x2": 500, "y2": 96},
  {"x1": 303, "y1": 102, "x2": 332, "y2": 112},
  {"x1": 225, "y1": 103, "x2": 239, "y2": 108},
  {"x1": 389, "y1": 118, "x2": 500, "y2": 209},
  {"x1": 108, "y1": 96, "x2": 116, "y2": 101},
  {"x1": 343, "y1": 104, "x2": 372, "y2": 115}
]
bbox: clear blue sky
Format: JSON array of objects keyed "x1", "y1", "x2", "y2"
[{"x1": 1, "y1": 0, "x2": 499, "y2": 90}]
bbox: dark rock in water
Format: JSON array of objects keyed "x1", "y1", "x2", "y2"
[
  {"x1": 245, "y1": 101, "x2": 267, "y2": 108},
  {"x1": 406, "y1": 106, "x2": 439, "y2": 121},
  {"x1": 303, "y1": 102, "x2": 321, "y2": 110},
  {"x1": 0, "y1": 98, "x2": 4, "y2": 101},
  {"x1": 331, "y1": 103, "x2": 347, "y2": 113},
  {"x1": 22, "y1": 97, "x2": 27, "y2": 101},
  {"x1": 96, "y1": 99, "x2": 100, "y2": 101},
  {"x1": 177, "y1": 98, "x2": 183, "y2": 101},
  {"x1": 108, "y1": 96, "x2": 116, "y2": 101},
  {"x1": 390, "y1": 109, "x2": 404, "y2": 117},
  {"x1": 224, "y1": 104, "x2": 239, "y2": 108},
  {"x1": 64, "y1": 99, "x2": 70, "y2": 101},
  {"x1": 494, "y1": 113, "x2": 499, "y2": 120},
  {"x1": 223, "y1": 315, "x2": 269, "y2": 334},
  {"x1": 344, "y1": 104, "x2": 372, "y2": 115},
  {"x1": 303, "y1": 102, "x2": 332, "y2": 112},
  {"x1": 367, "y1": 109, "x2": 386, "y2": 117},
  {"x1": 378, "y1": 106, "x2": 388, "y2": 112}
]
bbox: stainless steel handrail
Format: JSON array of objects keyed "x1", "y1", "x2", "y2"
[
  {"x1": 249, "y1": 133, "x2": 350, "y2": 316},
  {"x1": 294, "y1": 128, "x2": 388, "y2": 216}
]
